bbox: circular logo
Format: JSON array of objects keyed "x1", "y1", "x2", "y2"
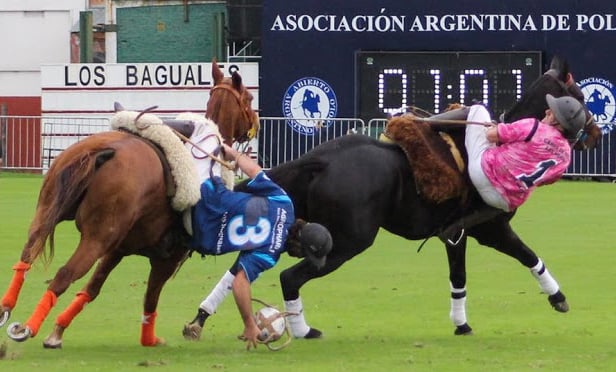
[
  {"x1": 579, "y1": 77, "x2": 616, "y2": 123},
  {"x1": 282, "y1": 77, "x2": 338, "y2": 135}
]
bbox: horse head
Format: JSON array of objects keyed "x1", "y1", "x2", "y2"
[
  {"x1": 206, "y1": 59, "x2": 259, "y2": 146},
  {"x1": 504, "y1": 55, "x2": 602, "y2": 150}
]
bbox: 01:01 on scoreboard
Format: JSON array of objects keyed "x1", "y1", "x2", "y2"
[{"x1": 355, "y1": 51, "x2": 542, "y2": 120}]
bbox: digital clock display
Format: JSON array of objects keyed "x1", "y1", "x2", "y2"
[{"x1": 355, "y1": 51, "x2": 542, "y2": 120}]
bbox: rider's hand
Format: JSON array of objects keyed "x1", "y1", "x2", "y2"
[
  {"x1": 221, "y1": 144, "x2": 238, "y2": 162},
  {"x1": 238, "y1": 323, "x2": 262, "y2": 350}
]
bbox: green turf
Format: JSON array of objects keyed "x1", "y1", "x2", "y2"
[{"x1": 0, "y1": 172, "x2": 614, "y2": 371}]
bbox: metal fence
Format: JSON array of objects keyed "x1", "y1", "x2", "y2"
[
  {"x1": 0, "y1": 116, "x2": 42, "y2": 170},
  {"x1": 257, "y1": 117, "x2": 365, "y2": 168},
  {"x1": 567, "y1": 125, "x2": 616, "y2": 179},
  {"x1": 361, "y1": 119, "x2": 616, "y2": 180},
  {"x1": 0, "y1": 116, "x2": 110, "y2": 171},
  {"x1": 1, "y1": 115, "x2": 615, "y2": 180}
]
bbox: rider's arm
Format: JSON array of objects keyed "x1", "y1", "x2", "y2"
[
  {"x1": 222, "y1": 144, "x2": 262, "y2": 179},
  {"x1": 232, "y1": 269, "x2": 261, "y2": 349},
  {"x1": 486, "y1": 125, "x2": 499, "y2": 143}
]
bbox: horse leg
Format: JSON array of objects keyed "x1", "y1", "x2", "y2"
[
  {"x1": 473, "y1": 219, "x2": 569, "y2": 313},
  {"x1": 281, "y1": 246, "x2": 363, "y2": 339},
  {"x1": 0, "y1": 234, "x2": 45, "y2": 327},
  {"x1": 43, "y1": 252, "x2": 124, "y2": 349},
  {"x1": 141, "y1": 251, "x2": 186, "y2": 346},
  {"x1": 6, "y1": 239, "x2": 106, "y2": 342},
  {"x1": 445, "y1": 237, "x2": 473, "y2": 335},
  {"x1": 0, "y1": 261, "x2": 32, "y2": 327}
]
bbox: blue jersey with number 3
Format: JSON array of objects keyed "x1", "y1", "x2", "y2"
[{"x1": 190, "y1": 172, "x2": 294, "y2": 281}]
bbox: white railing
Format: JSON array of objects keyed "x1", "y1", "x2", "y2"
[
  {"x1": 1, "y1": 115, "x2": 614, "y2": 179},
  {"x1": 0, "y1": 116, "x2": 109, "y2": 172},
  {"x1": 366, "y1": 118, "x2": 616, "y2": 179},
  {"x1": 257, "y1": 117, "x2": 365, "y2": 168}
]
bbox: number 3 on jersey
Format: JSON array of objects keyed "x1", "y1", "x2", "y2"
[{"x1": 227, "y1": 215, "x2": 271, "y2": 247}]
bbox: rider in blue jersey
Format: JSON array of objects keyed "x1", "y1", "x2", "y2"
[{"x1": 184, "y1": 144, "x2": 332, "y2": 349}]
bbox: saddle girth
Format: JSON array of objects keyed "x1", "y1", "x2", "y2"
[{"x1": 118, "y1": 128, "x2": 176, "y2": 198}]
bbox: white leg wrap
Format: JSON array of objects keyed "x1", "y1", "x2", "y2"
[
  {"x1": 200, "y1": 271, "x2": 235, "y2": 315},
  {"x1": 449, "y1": 285, "x2": 467, "y2": 326},
  {"x1": 284, "y1": 297, "x2": 310, "y2": 338},
  {"x1": 530, "y1": 258, "x2": 559, "y2": 295}
]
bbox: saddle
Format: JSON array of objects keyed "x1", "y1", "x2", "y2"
[
  {"x1": 382, "y1": 107, "x2": 470, "y2": 204},
  {"x1": 110, "y1": 110, "x2": 201, "y2": 212}
]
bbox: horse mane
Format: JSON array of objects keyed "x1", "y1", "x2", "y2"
[{"x1": 504, "y1": 56, "x2": 570, "y2": 122}]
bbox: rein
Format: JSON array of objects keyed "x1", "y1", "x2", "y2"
[
  {"x1": 412, "y1": 117, "x2": 493, "y2": 127},
  {"x1": 130, "y1": 105, "x2": 234, "y2": 170},
  {"x1": 165, "y1": 124, "x2": 234, "y2": 170}
]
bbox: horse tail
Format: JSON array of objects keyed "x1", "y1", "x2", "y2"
[{"x1": 27, "y1": 148, "x2": 116, "y2": 265}]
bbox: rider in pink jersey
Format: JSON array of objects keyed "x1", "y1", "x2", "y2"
[{"x1": 439, "y1": 94, "x2": 587, "y2": 245}]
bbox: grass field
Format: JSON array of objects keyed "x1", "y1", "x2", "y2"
[{"x1": 0, "y1": 172, "x2": 615, "y2": 371}]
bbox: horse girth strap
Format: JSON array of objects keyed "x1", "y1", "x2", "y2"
[
  {"x1": 118, "y1": 128, "x2": 176, "y2": 198},
  {"x1": 438, "y1": 132, "x2": 465, "y2": 173}
]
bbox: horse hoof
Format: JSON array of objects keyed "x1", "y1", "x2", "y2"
[
  {"x1": 43, "y1": 331, "x2": 64, "y2": 349},
  {"x1": 454, "y1": 323, "x2": 473, "y2": 335},
  {"x1": 7, "y1": 322, "x2": 32, "y2": 342},
  {"x1": 303, "y1": 328, "x2": 322, "y2": 339},
  {"x1": 0, "y1": 309, "x2": 10, "y2": 327},
  {"x1": 548, "y1": 291, "x2": 569, "y2": 313},
  {"x1": 182, "y1": 323, "x2": 203, "y2": 341},
  {"x1": 43, "y1": 339, "x2": 63, "y2": 349}
]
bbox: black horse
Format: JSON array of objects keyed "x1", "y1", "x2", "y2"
[{"x1": 241, "y1": 56, "x2": 602, "y2": 337}]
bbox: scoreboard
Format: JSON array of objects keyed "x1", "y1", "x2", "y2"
[{"x1": 355, "y1": 51, "x2": 542, "y2": 119}]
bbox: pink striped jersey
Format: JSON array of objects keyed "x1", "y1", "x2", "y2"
[{"x1": 481, "y1": 118, "x2": 572, "y2": 210}]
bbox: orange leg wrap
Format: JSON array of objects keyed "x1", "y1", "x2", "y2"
[
  {"x1": 25, "y1": 290, "x2": 57, "y2": 337},
  {"x1": 140, "y1": 311, "x2": 158, "y2": 346},
  {"x1": 56, "y1": 291, "x2": 92, "y2": 328},
  {"x1": 1, "y1": 261, "x2": 32, "y2": 309}
]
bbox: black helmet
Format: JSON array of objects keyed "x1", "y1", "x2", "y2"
[
  {"x1": 298, "y1": 223, "x2": 332, "y2": 269},
  {"x1": 546, "y1": 94, "x2": 586, "y2": 142}
]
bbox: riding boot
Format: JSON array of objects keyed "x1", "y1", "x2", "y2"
[
  {"x1": 438, "y1": 206, "x2": 504, "y2": 246},
  {"x1": 190, "y1": 308, "x2": 210, "y2": 328},
  {"x1": 163, "y1": 119, "x2": 196, "y2": 138},
  {"x1": 427, "y1": 106, "x2": 471, "y2": 132},
  {"x1": 183, "y1": 308, "x2": 209, "y2": 340}
]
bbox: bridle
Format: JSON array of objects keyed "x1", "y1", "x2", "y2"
[
  {"x1": 544, "y1": 70, "x2": 596, "y2": 150},
  {"x1": 209, "y1": 83, "x2": 258, "y2": 142}
]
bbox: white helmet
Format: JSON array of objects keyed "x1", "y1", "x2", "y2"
[{"x1": 546, "y1": 94, "x2": 586, "y2": 142}]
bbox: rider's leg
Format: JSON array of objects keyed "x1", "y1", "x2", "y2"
[
  {"x1": 439, "y1": 105, "x2": 508, "y2": 245},
  {"x1": 183, "y1": 270, "x2": 235, "y2": 340},
  {"x1": 439, "y1": 205, "x2": 504, "y2": 245}
]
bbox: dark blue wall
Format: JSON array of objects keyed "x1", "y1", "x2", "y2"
[{"x1": 260, "y1": 0, "x2": 616, "y2": 121}]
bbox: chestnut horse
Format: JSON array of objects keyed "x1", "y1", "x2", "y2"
[
  {"x1": 243, "y1": 56, "x2": 602, "y2": 338},
  {"x1": 0, "y1": 62, "x2": 258, "y2": 348},
  {"x1": 207, "y1": 60, "x2": 260, "y2": 146}
]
